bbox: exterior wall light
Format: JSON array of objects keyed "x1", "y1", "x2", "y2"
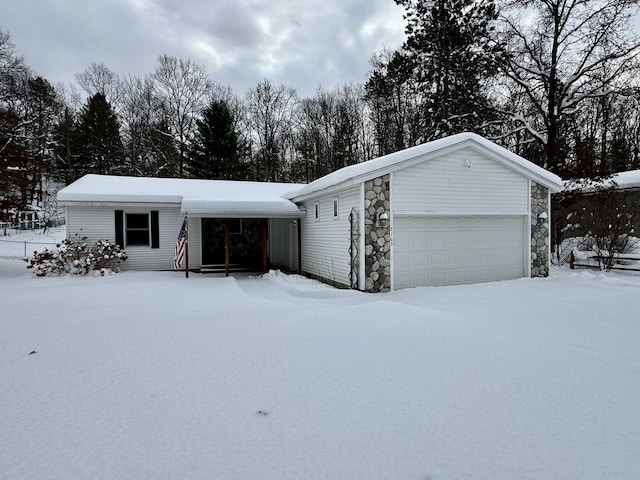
[{"x1": 376, "y1": 212, "x2": 389, "y2": 228}]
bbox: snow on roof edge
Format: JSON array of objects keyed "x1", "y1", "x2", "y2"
[
  {"x1": 287, "y1": 133, "x2": 563, "y2": 200},
  {"x1": 563, "y1": 170, "x2": 640, "y2": 193},
  {"x1": 57, "y1": 174, "x2": 306, "y2": 217}
]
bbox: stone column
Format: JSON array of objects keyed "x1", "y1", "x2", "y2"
[
  {"x1": 531, "y1": 182, "x2": 550, "y2": 277},
  {"x1": 364, "y1": 175, "x2": 391, "y2": 292}
]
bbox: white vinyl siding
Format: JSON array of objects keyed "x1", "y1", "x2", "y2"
[
  {"x1": 299, "y1": 186, "x2": 359, "y2": 286},
  {"x1": 66, "y1": 205, "x2": 201, "y2": 270},
  {"x1": 394, "y1": 216, "x2": 526, "y2": 288},
  {"x1": 393, "y1": 147, "x2": 528, "y2": 215}
]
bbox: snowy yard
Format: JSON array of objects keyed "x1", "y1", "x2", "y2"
[{"x1": 2, "y1": 230, "x2": 640, "y2": 479}]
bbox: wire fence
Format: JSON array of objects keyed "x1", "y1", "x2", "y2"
[
  {"x1": 0, "y1": 238, "x2": 61, "y2": 258},
  {"x1": 1, "y1": 224, "x2": 65, "y2": 258}
]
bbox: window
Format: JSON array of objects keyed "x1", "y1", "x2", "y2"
[
  {"x1": 225, "y1": 218, "x2": 242, "y2": 234},
  {"x1": 314, "y1": 203, "x2": 319, "y2": 221},
  {"x1": 125, "y1": 213, "x2": 150, "y2": 246},
  {"x1": 332, "y1": 198, "x2": 339, "y2": 218}
]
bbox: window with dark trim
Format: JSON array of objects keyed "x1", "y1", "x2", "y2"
[
  {"x1": 314, "y1": 203, "x2": 319, "y2": 221},
  {"x1": 332, "y1": 198, "x2": 339, "y2": 218},
  {"x1": 125, "y1": 213, "x2": 150, "y2": 246}
]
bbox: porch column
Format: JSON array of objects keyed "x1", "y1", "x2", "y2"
[
  {"x1": 262, "y1": 219, "x2": 268, "y2": 273},
  {"x1": 224, "y1": 221, "x2": 229, "y2": 277}
]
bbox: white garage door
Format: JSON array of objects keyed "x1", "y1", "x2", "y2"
[{"x1": 394, "y1": 216, "x2": 526, "y2": 288}]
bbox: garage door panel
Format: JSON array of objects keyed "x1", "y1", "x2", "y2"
[
  {"x1": 394, "y1": 216, "x2": 526, "y2": 288},
  {"x1": 411, "y1": 253, "x2": 428, "y2": 268},
  {"x1": 430, "y1": 271, "x2": 447, "y2": 285}
]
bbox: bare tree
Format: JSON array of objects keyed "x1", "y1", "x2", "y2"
[
  {"x1": 152, "y1": 55, "x2": 211, "y2": 177},
  {"x1": 75, "y1": 62, "x2": 121, "y2": 105},
  {"x1": 118, "y1": 74, "x2": 178, "y2": 176},
  {"x1": 498, "y1": 0, "x2": 640, "y2": 174},
  {"x1": 245, "y1": 80, "x2": 297, "y2": 182}
]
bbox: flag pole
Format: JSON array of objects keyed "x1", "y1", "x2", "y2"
[{"x1": 185, "y1": 214, "x2": 189, "y2": 278}]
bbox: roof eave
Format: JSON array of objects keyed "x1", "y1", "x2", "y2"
[{"x1": 290, "y1": 137, "x2": 563, "y2": 201}]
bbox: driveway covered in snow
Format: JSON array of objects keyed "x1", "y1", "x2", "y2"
[{"x1": 1, "y1": 258, "x2": 639, "y2": 480}]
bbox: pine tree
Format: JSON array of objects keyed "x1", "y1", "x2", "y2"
[
  {"x1": 188, "y1": 99, "x2": 245, "y2": 179},
  {"x1": 52, "y1": 107, "x2": 81, "y2": 184},
  {"x1": 22, "y1": 77, "x2": 61, "y2": 202},
  {"x1": 365, "y1": 49, "x2": 421, "y2": 155},
  {"x1": 396, "y1": 0, "x2": 501, "y2": 139},
  {"x1": 76, "y1": 93, "x2": 123, "y2": 176}
]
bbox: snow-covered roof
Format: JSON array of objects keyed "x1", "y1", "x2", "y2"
[
  {"x1": 288, "y1": 132, "x2": 563, "y2": 200},
  {"x1": 563, "y1": 170, "x2": 640, "y2": 193},
  {"x1": 58, "y1": 135, "x2": 564, "y2": 216},
  {"x1": 57, "y1": 175, "x2": 305, "y2": 218},
  {"x1": 614, "y1": 170, "x2": 640, "y2": 189}
]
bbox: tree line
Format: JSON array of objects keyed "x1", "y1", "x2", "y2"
[{"x1": 3, "y1": 0, "x2": 640, "y2": 221}]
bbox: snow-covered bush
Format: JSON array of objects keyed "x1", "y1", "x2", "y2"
[
  {"x1": 25, "y1": 236, "x2": 128, "y2": 276},
  {"x1": 90, "y1": 240, "x2": 128, "y2": 271},
  {"x1": 554, "y1": 180, "x2": 640, "y2": 270}
]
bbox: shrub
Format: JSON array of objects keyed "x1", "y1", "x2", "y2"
[
  {"x1": 554, "y1": 179, "x2": 640, "y2": 270},
  {"x1": 25, "y1": 236, "x2": 128, "y2": 276}
]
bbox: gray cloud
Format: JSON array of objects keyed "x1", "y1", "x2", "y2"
[{"x1": 2, "y1": 0, "x2": 405, "y2": 97}]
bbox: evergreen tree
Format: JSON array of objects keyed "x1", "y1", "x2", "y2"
[
  {"x1": 52, "y1": 107, "x2": 82, "y2": 184},
  {"x1": 395, "y1": 0, "x2": 501, "y2": 139},
  {"x1": 76, "y1": 93, "x2": 123, "y2": 176},
  {"x1": 0, "y1": 109, "x2": 27, "y2": 219},
  {"x1": 188, "y1": 99, "x2": 245, "y2": 179},
  {"x1": 365, "y1": 49, "x2": 421, "y2": 155},
  {"x1": 22, "y1": 77, "x2": 62, "y2": 201}
]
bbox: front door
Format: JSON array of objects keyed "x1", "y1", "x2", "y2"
[{"x1": 201, "y1": 218, "x2": 264, "y2": 268}]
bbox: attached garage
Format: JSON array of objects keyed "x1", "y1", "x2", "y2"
[
  {"x1": 289, "y1": 132, "x2": 563, "y2": 292},
  {"x1": 394, "y1": 215, "x2": 526, "y2": 288}
]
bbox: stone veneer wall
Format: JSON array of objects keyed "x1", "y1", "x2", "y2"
[
  {"x1": 531, "y1": 182, "x2": 550, "y2": 277},
  {"x1": 364, "y1": 174, "x2": 391, "y2": 292}
]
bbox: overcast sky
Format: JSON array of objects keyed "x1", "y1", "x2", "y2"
[{"x1": 2, "y1": 0, "x2": 407, "y2": 97}]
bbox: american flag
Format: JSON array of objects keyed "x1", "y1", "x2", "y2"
[{"x1": 174, "y1": 217, "x2": 187, "y2": 269}]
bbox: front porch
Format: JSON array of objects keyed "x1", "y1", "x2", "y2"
[{"x1": 198, "y1": 217, "x2": 300, "y2": 275}]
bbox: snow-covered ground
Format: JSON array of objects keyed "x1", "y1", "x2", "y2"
[
  {"x1": 2, "y1": 231, "x2": 640, "y2": 479},
  {"x1": 0, "y1": 226, "x2": 64, "y2": 258}
]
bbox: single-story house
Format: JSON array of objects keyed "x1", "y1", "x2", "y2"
[{"x1": 57, "y1": 132, "x2": 562, "y2": 292}]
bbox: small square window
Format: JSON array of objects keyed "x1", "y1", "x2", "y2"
[
  {"x1": 125, "y1": 213, "x2": 150, "y2": 246},
  {"x1": 225, "y1": 218, "x2": 242, "y2": 234},
  {"x1": 332, "y1": 198, "x2": 339, "y2": 218}
]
